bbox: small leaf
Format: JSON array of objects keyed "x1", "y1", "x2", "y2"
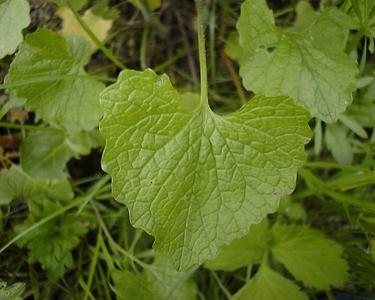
[
  {"x1": 112, "y1": 257, "x2": 196, "y2": 300},
  {"x1": 278, "y1": 197, "x2": 306, "y2": 221},
  {"x1": 20, "y1": 128, "x2": 71, "y2": 180},
  {"x1": 57, "y1": 7, "x2": 113, "y2": 49},
  {"x1": 224, "y1": 32, "x2": 242, "y2": 61},
  {"x1": 66, "y1": 129, "x2": 104, "y2": 156},
  {"x1": 271, "y1": 224, "x2": 349, "y2": 290},
  {"x1": 6, "y1": 29, "x2": 104, "y2": 131},
  {"x1": 0, "y1": 282, "x2": 25, "y2": 300},
  {"x1": 20, "y1": 128, "x2": 103, "y2": 180},
  {"x1": 347, "y1": 104, "x2": 375, "y2": 128},
  {"x1": 237, "y1": 0, "x2": 357, "y2": 123},
  {"x1": 15, "y1": 199, "x2": 88, "y2": 280},
  {"x1": 232, "y1": 262, "x2": 308, "y2": 300},
  {"x1": 351, "y1": 0, "x2": 375, "y2": 29},
  {"x1": 100, "y1": 69, "x2": 311, "y2": 270},
  {"x1": 205, "y1": 220, "x2": 269, "y2": 271},
  {"x1": 0, "y1": 0, "x2": 30, "y2": 59},
  {"x1": 0, "y1": 97, "x2": 26, "y2": 119},
  {"x1": 294, "y1": 1, "x2": 318, "y2": 31},
  {"x1": 339, "y1": 114, "x2": 368, "y2": 138},
  {"x1": 112, "y1": 271, "x2": 153, "y2": 300},
  {"x1": 325, "y1": 124, "x2": 353, "y2": 165},
  {"x1": 0, "y1": 165, "x2": 73, "y2": 205}
]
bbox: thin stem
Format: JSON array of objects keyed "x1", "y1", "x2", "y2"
[
  {"x1": 82, "y1": 229, "x2": 101, "y2": 300},
  {"x1": 195, "y1": 0, "x2": 209, "y2": 107},
  {"x1": 140, "y1": 22, "x2": 149, "y2": 69},
  {"x1": 221, "y1": 51, "x2": 246, "y2": 105},
  {"x1": 138, "y1": 0, "x2": 168, "y2": 38},
  {"x1": 76, "y1": 175, "x2": 111, "y2": 215},
  {"x1": 209, "y1": 0, "x2": 217, "y2": 82},
  {"x1": 90, "y1": 202, "x2": 148, "y2": 269},
  {"x1": 176, "y1": 10, "x2": 198, "y2": 86},
  {"x1": 0, "y1": 74, "x2": 115, "y2": 91},
  {"x1": 0, "y1": 122, "x2": 49, "y2": 131},
  {"x1": 0, "y1": 198, "x2": 84, "y2": 254},
  {"x1": 0, "y1": 175, "x2": 109, "y2": 254},
  {"x1": 298, "y1": 168, "x2": 375, "y2": 212},
  {"x1": 210, "y1": 270, "x2": 232, "y2": 299},
  {"x1": 68, "y1": 1, "x2": 126, "y2": 70}
]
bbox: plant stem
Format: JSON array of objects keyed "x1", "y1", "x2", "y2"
[
  {"x1": 140, "y1": 22, "x2": 149, "y2": 69},
  {"x1": 0, "y1": 122, "x2": 49, "y2": 131},
  {"x1": 0, "y1": 74, "x2": 115, "y2": 91},
  {"x1": 90, "y1": 202, "x2": 148, "y2": 269},
  {"x1": 138, "y1": 0, "x2": 168, "y2": 38},
  {"x1": 210, "y1": 270, "x2": 232, "y2": 299},
  {"x1": 195, "y1": 0, "x2": 209, "y2": 107},
  {"x1": 0, "y1": 198, "x2": 83, "y2": 254},
  {"x1": 68, "y1": 1, "x2": 126, "y2": 70}
]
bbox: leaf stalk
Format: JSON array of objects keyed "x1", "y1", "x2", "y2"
[{"x1": 195, "y1": 0, "x2": 209, "y2": 107}]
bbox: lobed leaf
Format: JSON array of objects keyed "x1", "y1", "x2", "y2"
[
  {"x1": 113, "y1": 257, "x2": 196, "y2": 300},
  {"x1": 0, "y1": 0, "x2": 30, "y2": 59},
  {"x1": 271, "y1": 224, "x2": 349, "y2": 290},
  {"x1": 99, "y1": 69, "x2": 311, "y2": 270},
  {"x1": 15, "y1": 199, "x2": 88, "y2": 280},
  {"x1": 0, "y1": 165, "x2": 73, "y2": 205},
  {"x1": 6, "y1": 29, "x2": 104, "y2": 131},
  {"x1": 325, "y1": 124, "x2": 353, "y2": 165},
  {"x1": 237, "y1": 0, "x2": 357, "y2": 123},
  {"x1": 232, "y1": 262, "x2": 308, "y2": 300},
  {"x1": 205, "y1": 219, "x2": 269, "y2": 271},
  {"x1": 20, "y1": 128, "x2": 103, "y2": 180}
]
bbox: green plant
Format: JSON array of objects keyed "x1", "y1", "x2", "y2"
[{"x1": 0, "y1": 0, "x2": 374, "y2": 299}]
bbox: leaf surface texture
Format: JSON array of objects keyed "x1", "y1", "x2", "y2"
[
  {"x1": 100, "y1": 69, "x2": 310, "y2": 270},
  {"x1": 6, "y1": 29, "x2": 104, "y2": 131},
  {"x1": 271, "y1": 224, "x2": 349, "y2": 289},
  {"x1": 237, "y1": 0, "x2": 357, "y2": 122}
]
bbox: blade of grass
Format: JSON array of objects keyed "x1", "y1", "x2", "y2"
[
  {"x1": 82, "y1": 229, "x2": 102, "y2": 300},
  {"x1": 0, "y1": 175, "x2": 109, "y2": 254},
  {"x1": 298, "y1": 168, "x2": 375, "y2": 212}
]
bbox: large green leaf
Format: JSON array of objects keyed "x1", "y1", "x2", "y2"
[
  {"x1": 232, "y1": 262, "x2": 308, "y2": 300},
  {"x1": 99, "y1": 69, "x2": 311, "y2": 270},
  {"x1": 271, "y1": 224, "x2": 349, "y2": 289},
  {"x1": 237, "y1": 0, "x2": 357, "y2": 123},
  {"x1": 6, "y1": 29, "x2": 104, "y2": 131},
  {"x1": 205, "y1": 219, "x2": 269, "y2": 271},
  {"x1": 0, "y1": 0, "x2": 30, "y2": 59},
  {"x1": 112, "y1": 258, "x2": 196, "y2": 300}
]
